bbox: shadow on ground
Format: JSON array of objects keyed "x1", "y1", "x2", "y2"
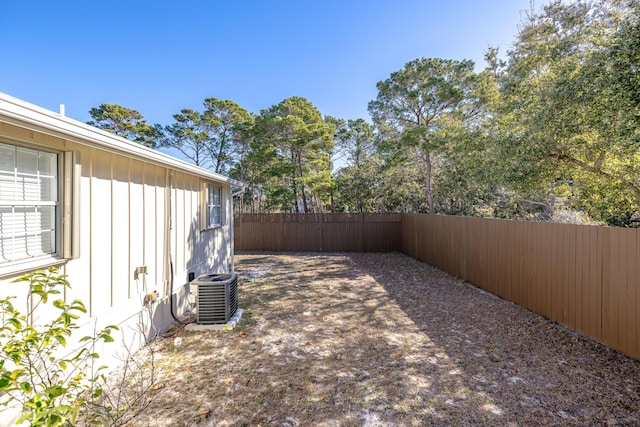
[{"x1": 132, "y1": 252, "x2": 640, "y2": 427}]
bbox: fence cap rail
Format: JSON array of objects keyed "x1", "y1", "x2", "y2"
[{"x1": 235, "y1": 213, "x2": 402, "y2": 223}]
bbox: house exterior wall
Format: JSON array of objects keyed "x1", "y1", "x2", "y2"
[{"x1": 0, "y1": 101, "x2": 236, "y2": 391}]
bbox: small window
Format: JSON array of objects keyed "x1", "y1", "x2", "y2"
[
  {"x1": 0, "y1": 143, "x2": 59, "y2": 264},
  {"x1": 206, "y1": 184, "x2": 223, "y2": 228}
]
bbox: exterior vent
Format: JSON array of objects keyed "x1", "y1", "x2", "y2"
[{"x1": 193, "y1": 273, "x2": 238, "y2": 324}]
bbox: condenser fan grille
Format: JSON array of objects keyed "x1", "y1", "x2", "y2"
[{"x1": 194, "y1": 273, "x2": 238, "y2": 324}]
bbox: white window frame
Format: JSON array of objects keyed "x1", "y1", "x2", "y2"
[
  {"x1": 203, "y1": 183, "x2": 224, "y2": 230},
  {"x1": 0, "y1": 141, "x2": 78, "y2": 277}
]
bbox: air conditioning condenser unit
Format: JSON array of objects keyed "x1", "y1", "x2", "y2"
[{"x1": 192, "y1": 272, "x2": 238, "y2": 324}]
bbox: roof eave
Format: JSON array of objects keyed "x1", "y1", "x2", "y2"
[{"x1": 0, "y1": 92, "x2": 247, "y2": 188}]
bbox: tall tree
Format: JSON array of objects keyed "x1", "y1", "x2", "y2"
[
  {"x1": 333, "y1": 161, "x2": 380, "y2": 213},
  {"x1": 334, "y1": 118, "x2": 377, "y2": 169},
  {"x1": 88, "y1": 104, "x2": 162, "y2": 148},
  {"x1": 201, "y1": 98, "x2": 253, "y2": 174},
  {"x1": 377, "y1": 151, "x2": 429, "y2": 213},
  {"x1": 248, "y1": 97, "x2": 335, "y2": 213},
  {"x1": 429, "y1": 66, "x2": 511, "y2": 217},
  {"x1": 368, "y1": 58, "x2": 480, "y2": 214},
  {"x1": 162, "y1": 108, "x2": 210, "y2": 167},
  {"x1": 162, "y1": 98, "x2": 252, "y2": 173},
  {"x1": 332, "y1": 118, "x2": 380, "y2": 212},
  {"x1": 496, "y1": 0, "x2": 637, "y2": 225}
]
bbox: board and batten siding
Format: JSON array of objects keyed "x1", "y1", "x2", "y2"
[{"x1": 0, "y1": 119, "x2": 234, "y2": 362}]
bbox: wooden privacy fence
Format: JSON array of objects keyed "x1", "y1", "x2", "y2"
[
  {"x1": 234, "y1": 213, "x2": 402, "y2": 252},
  {"x1": 402, "y1": 214, "x2": 640, "y2": 361},
  {"x1": 234, "y1": 212, "x2": 640, "y2": 361}
]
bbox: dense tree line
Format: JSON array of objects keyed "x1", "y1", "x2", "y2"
[{"x1": 89, "y1": 0, "x2": 640, "y2": 226}]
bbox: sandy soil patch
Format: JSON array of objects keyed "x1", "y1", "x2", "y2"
[{"x1": 127, "y1": 252, "x2": 640, "y2": 426}]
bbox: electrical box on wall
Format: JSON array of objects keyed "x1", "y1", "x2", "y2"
[
  {"x1": 144, "y1": 290, "x2": 158, "y2": 305},
  {"x1": 134, "y1": 265, "x2": 147, "y2": 280}
]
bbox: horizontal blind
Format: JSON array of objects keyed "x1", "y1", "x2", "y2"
[{"x1": 0, "y1": 143, "x2": 58, "y2": 264}]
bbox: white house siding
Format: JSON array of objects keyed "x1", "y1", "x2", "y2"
[{"x1": 0, "y1": 98, "x2": 238, "y2": 382}]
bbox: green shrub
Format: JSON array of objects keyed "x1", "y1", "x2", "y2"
[{"x1": 0, "y1": 267, "x2": 117, "y2": 426}]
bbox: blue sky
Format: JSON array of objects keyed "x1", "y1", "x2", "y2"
[{"x1": 1, "y1": 1, "x2": 540, "y2": 127}]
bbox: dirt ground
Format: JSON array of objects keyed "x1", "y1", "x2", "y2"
[{"x1": 128, "y1": 252, "x2": 640, "y2": 426}]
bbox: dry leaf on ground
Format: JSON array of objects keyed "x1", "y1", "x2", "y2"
[{"x1": 123, "y1": 252, "x2": 640, "y2": 426}]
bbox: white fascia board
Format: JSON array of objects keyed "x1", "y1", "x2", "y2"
[{"x1": 0, "y1": 92, "x2": 247, "y2": 189}]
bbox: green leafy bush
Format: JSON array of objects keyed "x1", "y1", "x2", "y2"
[{"x1": 0, "y1": 267, "x2": 117, "y2": 426}]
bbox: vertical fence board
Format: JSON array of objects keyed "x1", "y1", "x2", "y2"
[
  {"x1": 560, "y1": 225, "x2": 569, "y2": 326},
  {"x1": 507, "y1": 220, "x2": 518, "y2": 303},
  {"x1": 500, "y1": 220, "x2": 510, "y2": 299},
  {"x1": 613, "y1": 228, "x2": 632, "y2": 356},
  {"x1": 557, "y1": 224, "x2": 566, "y2": 325},
  {"x1": 510, "y1": 221, "x2": 520, "y2": 306},
  {"x1": 575, "y1": 224, "x2": 587, "y2": 336},
  {"x1": 459, "y1": 218, "x2": 469, "y2": 279},
  {"x1": 546, "y1": 222, "x2": 556, "y2": 322},
  {"x1": 468, "y1": 218, "x2": 480, "y2": 287},
  {"x1": 595, "y1": 226, "x2": 604, "y2": 342},
  {"x1": 580, "y1": 226, "x2": 595, "y2": 339},
  {"x1": 532, "y1": 221, "x2": 545, "y2": 319},
  {"x1": 525, "y1": 221, "x2": 535, "y2": 313},
  {"x1": 519, "y1": 221, "x2": 529, "y2": 310},
  {"x1": 429, "y1": 216, "x2": 440, "y2": 269},
  {"x1": 625, "y1": 229, "x2": 638, "y2": 359},
  {"x1": 601, "y1": 228, "x2": 614, "y2": 348},
  {"x1": 403, "y1": 214, "x2": 417, "y2": 258},
  {"x1": 532, "y1": 221, "x2": 545, "y2": 317},
  {"x1": 483, "y1": 221, "x2": 500, "y2": 296},
  {"x1": 465, "y1": 217, "x2": 478, "y2": 285},
  {"x1": 480, "y1": 218, "x2": 490, "y2": 291},
  {"x1": 533, "y1": 221, "x2": 544, "y2": 314},
  {"x1": 636, "y1": 230, "x2": 640, "y2": 359},
  {"x1": 493, "y1": 220, "x2": 504, "y2": 299},
  {"x1": 566, "y1": 224, "x2": 577, "y2": 329},
  {"x1": 496, "y1": 220, "x2": 507, "y2": 299},
  {"x1": 427, "y1": 215, "x2": 438, "y2": 267},
  {"x1": 416, "y1": 215, "x2": 426, "y2": 263},
  {"x1": 613, "y1": 229, "x2": 625, "y2": 352},
  {"x1": 461, "y1": 217, "x2": 469, "y2": 281}
]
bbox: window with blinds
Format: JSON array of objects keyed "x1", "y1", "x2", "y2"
[
  {"x1": 206, "y1": 184, "x2": 222, "y2": 228},
  {"x1": 0, "y1": 142, "x2": 59, "y2": 265}
]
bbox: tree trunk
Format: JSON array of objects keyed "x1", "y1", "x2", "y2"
[
  {"x1": 296, "y1": 151, "x2": 309, "y2": 213},
  {"x1": 423, "y1": 150, "x2": 435, "y2": 214},
  {"x1": 301, "y1": 185, "x2": 309, "y2": 213},
  {"x1": 545, "y1": 189, "x2": 556, "y2": 221},
  {"x1": 214, "y1": 136, "x2": 227, "y2": 174},
  {"x1": 293, "y1": 183, "x2": 300, "y2": 213}
]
